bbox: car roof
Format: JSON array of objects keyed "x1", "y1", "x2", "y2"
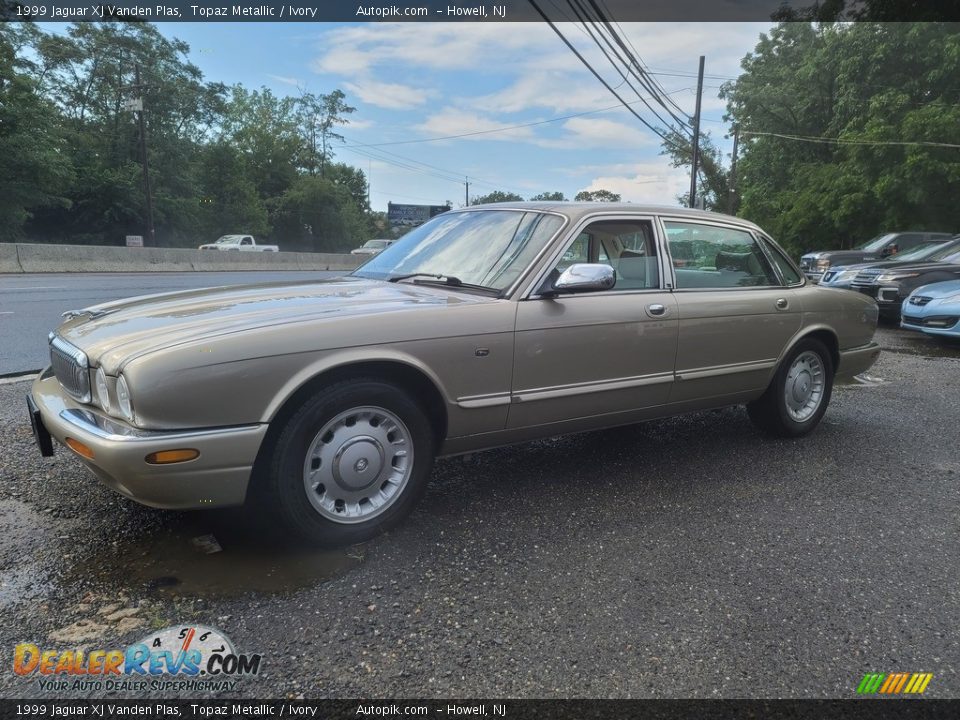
[{"x1": 457, "y1": 202, "x2": 760, "y2": 229}]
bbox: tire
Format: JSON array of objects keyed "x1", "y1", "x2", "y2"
[
  {"x1": 259, "y1": 378, "x2": 436, "y2": 546},
  {"x1": 746, "y1": 338, "x2": 834, "y2": 438}
]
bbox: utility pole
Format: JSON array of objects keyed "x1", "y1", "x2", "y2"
[
  {"x1": 727, "y1": 125, "x2": 739, "y2": 215},
  {"x1": 465, "y1": 177, "x2": 470, "y2": 206},
  {"x1": 134, "y1": 64, "x2": 155, "y2": 246},
  {"x1": 688, "y1": 55, "x2": 705, "y2": 209}
]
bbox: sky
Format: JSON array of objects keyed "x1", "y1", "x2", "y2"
[{"x1": 157, "y1": 21, "x2": 775, "y2": 211}]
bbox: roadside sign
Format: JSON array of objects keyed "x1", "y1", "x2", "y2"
[{"x1": 125, "y1": 235, "x2": 144, "y2": 247}]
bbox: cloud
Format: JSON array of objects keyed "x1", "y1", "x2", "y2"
[
  {"x1": 577, "y1": 163, "x2": 690, "y2": 205},
  {"x1": 412, "y1": 108, "x2": 537, "y2": 143},
  {"x1": 343, "y1": 79, "x2": 432, "y2": 110},
  {"x1": 266, "y1": 74, "x2": 302, "y2": 87},
  {"x1": 544, "y1": 116, "x2": 659, "y2": 149}
]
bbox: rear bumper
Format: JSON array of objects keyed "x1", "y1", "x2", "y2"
[
  {"x1": 835, "y1": 342, "x2": 881, "y2": 381},
  {"x1": 30, "y1": 370, "x2": 268, "y2": 509}
]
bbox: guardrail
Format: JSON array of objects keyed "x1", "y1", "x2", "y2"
[{"x1": 0, "y1": 243, "x2": 363, "y2": 273}]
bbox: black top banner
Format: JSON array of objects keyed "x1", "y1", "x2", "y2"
[{"x1": 3, "y1": 0, "x2": 960, "y2": 23}]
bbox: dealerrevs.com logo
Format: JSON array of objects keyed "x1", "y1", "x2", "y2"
[{"x1": 13, "y1": 625, "x2": 262, "y2": 693}]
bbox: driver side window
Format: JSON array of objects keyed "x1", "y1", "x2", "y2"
[{"x1": 551, "y1": 219, "x2": 659, "y2": 291}]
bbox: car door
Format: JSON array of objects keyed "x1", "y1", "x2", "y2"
[
  {"x1": 660, "y1": 217, "x2": 802, "y2": 405},
  {"x1": 508, "y1": 215, "x2": 679, "y2": 429}
]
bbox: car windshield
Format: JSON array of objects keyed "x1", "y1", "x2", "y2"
[
  {"x1": 926, "y1": 241, "x2": 960, "y2": 262},
  {"x1": 896, "y1": 241, "x2": 953, "y2": 262},
  {"x1": 364, "y1": 240, "x2": 388, "y2": 249},
  {"x1": 352, "y1": 210, "x2": 565, "y2": 291},
  {"x1": 856, "y1": 233, "x2": 896, "y2": 251},
  {"x1": 214, "y1": 236, "x2": 239, "y2": 244}
]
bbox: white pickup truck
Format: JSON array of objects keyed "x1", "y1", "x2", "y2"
[{"x1": 199, "y1": 235, "x2": 279, "y2": 252}]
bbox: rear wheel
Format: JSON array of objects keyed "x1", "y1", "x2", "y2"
[
  {"x1": 260, "y1": 378, "x2": 435, "y2": 546},
  {"x1": 747, "y1": 338, "x2": 833, "y2": 438}
]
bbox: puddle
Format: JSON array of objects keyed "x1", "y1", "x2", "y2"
[
  {"x1": 67, "y1": 510, "x2": 363, "y2": 598},
  {"x1": 0, "y1": 500, "x2": 57, "y2": 610}
]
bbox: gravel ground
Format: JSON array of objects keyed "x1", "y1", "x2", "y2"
[{"x1": 1, "y1": 326, "x2": 957, "y2": 699}]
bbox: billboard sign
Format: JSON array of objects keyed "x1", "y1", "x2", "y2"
[{"x1": 387, "y1": 203, "x2": 450, "y2": 229}]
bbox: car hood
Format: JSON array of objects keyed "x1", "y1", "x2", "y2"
[
  {"x1": 912, "y1": 279, "x2": 960, "y2": 298},
  {"x1": 55, "y1": 277, "x2": 496, "y2": 371},
  {"x1": 804, "y1": 250, "x2": 883, "y2": 264},
  {"x1": 831, "y1": 257, "x2": 937, "y2": 272},
  {"x1": 876, "y1": 261, "x2": 960, "y2": 274}
]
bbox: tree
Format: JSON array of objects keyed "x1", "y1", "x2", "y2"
[
  {"x1": 296, "y1": 89, "x2": 355, "y2": 177},
  {"x1": 269, "y1": 175, "x2": 372, "y2": 253},
  {"x1": 529, "y1": 191, "x2": 566, "y2": 201},
  {"x1": 574, "y1": 189, "x2": 621, "y2": 202},
  {"x1": 0, "y1": 24, "x2": 72, "y2": 240},
  {"x1": 659, "y1": 129, "x2": 733, "y2": 211},
  {"x1": 471, "y1": 190, "x2": 524, "y2": 205},
  {"x1": 722, "y1": 22, "x2": 960, "y2": 256}
]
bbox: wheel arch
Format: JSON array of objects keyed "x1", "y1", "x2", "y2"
[
  {"x1": 771, "y1": 326, "x2": 840, "y2": 382},
  {"x1": 262, "y1": 353, "x2": 450, "y2": 448}
]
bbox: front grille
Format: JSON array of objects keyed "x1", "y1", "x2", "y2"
[
  {"x1": 901, "y1": 315, "x2": 922, "y2": 326},
  {"x1": 920, "y1": 315, "x2": 960, "y2": 329},
  {"x1": 850, "y1": 269, "x2": 882, "y2": 289},
  {"x1": 909, "y1": 296, "x2": 932, "y2": 307},
  {"x1": 49, "y1": 335, "x2": 91, "y2": 403}
]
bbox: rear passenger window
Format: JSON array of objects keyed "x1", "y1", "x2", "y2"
[
  {"x1": 664, "y1": 221, "x2": 778, "y2": 289},
  {"x1": 761, "y1": 236, "x2": 803, "y2": 284}
]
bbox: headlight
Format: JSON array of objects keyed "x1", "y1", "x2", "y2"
[
  {"x1": 95, "y1": 367, "x2": 110, "y2": 412},
  {"x1": 877, "y1": 272, "x2": 918, "y2": 283},
  {"x1": 116, "y1": 374, "x2": 134, "y2": 422}
]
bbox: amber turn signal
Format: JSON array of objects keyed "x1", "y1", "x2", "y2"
[
  {"x1": 64, "y1": 437, "x2": 94, "y2": 459},
  {"x1": 145, "y1": 449, "x2": 200, "y2": 465}
]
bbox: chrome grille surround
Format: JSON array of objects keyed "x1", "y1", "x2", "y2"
[{"x1": 49, "y1": 335, "x2": 91, "y2": 403}]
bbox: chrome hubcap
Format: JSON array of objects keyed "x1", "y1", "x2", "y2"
[
  {"x1": 784, "y1": 351, "x2": 825, "y2": 422},
  {"x1": 303, "y1": 406, "x2": 413, "y2": 524}
]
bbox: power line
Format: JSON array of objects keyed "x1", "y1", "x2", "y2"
[
  {"x1": 527, "y1": 0, "x2": 686, "y2": 153},
  {"x1": 563, "y1": 0, "x2": 691, "y2": 135},
  {"x1": 740, "y1": 131, "x2": 960, "y2": 148},
  {"x1": 584, "y1": 0, "x2": 692, "y2": 130},
  {"x1": 340, "y1": 90, "x2": 689, "y2": 149}
]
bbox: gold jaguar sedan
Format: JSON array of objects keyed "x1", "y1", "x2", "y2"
[{"x1": 28, "y1": 203, "x2": 880, "y2": 546}]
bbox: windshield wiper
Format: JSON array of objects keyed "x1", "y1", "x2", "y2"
[
  {"x1": 388, "y1": 272, "x2": 463, "y2": 285},
  {"x1": 387, "y1": 273, "x2": 501, "y2": 296}
]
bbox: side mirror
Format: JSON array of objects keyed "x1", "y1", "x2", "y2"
[{"x1": 547, "y1": 263, "x2": 616, "y2": 295}]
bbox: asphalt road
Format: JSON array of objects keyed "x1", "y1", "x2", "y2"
[
  {"x1": 1, "y1": 326, "x2": 958, "y2": 699},
  {"x1": 0, "y1": 271, "x2": 344, "y2": 375}
]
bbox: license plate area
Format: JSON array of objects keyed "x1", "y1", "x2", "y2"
[{"x1": 26, "y1": 394, "x2": 55, "y2": 457}]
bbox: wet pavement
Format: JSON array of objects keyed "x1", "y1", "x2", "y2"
[{"x1": 1, "y1": 325, "x2": 958, "y2": 698}]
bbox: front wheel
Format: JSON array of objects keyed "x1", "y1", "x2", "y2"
[
  {"x1": 747, "y1": 338, "x2": 834, "y2": 438},
  {"x1": 259, "y1": 379, "x2": 436, "y2": 546}
]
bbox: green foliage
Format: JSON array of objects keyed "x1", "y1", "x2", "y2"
[
  {"x1": 0, "y1": 24, "x2": 73, "y2": 240},
  {"x1": 723, "y1": 21, "x2": 960, "y2": 255},
  {"x1": 574, "y1": 189, "x2": 622, "y2": 202},
  {"x1": 659, "y1": 129, "x2": 733, "y2": 212},
  {"x1": 470, "y1": 190, "x2": 524, "y2": 205},
  {"x1": 529, "y1": 191, "x2": 567, "y2": 201},
  {"x1": 2, "y1": 21, "x2": 371, "y2": 249}
]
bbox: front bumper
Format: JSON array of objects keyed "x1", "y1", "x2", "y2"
[
  {"x1": 29, "y1": 370, "x2": 268, "y2": 509},
  {"x1": 835, "y1": 342, "x2": 882, "y2": 381}
]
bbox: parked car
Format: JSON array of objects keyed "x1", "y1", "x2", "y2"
[
  {"x1": 799, "y1": 231, "x2": 952, "y2": 282},
  {"x1": 820, "y1": 237, "x2": 960, "y2": 289},
  {"x1": 849, "y1": 244, "x2": 960, "y2": 320},
  {"x1": 901, "y1": 280, "x2": 960, "y2": 339},
  {"x1": 351, "y1": 239, "x2": 395, "y2": 256},
  {"x1": 28, "y1": 204, "x2": 880, "y2": 546},
  {"x1": 199, "y1": 235, "x2": 279, "y2": 252}
]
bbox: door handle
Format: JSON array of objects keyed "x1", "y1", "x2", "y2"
[
  {"x1": 775, "y1": 298, "x2": 789, "y2": 310},
  {"x1": 646, "y1": 303, "x2": 667, "y2": 317}
]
